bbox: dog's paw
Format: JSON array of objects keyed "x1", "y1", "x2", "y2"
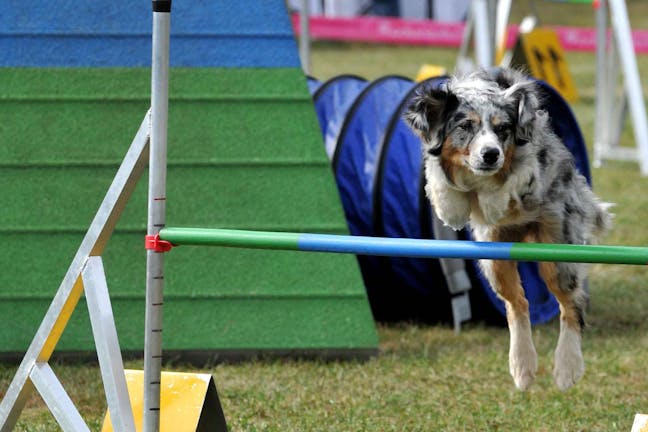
[
  {"x1": 518, "y1": 182, "x2": 542, "y2": 211},
  {"x1": 508, "y1": 319, "x2": 538, "y2": 391},
  {"x1": 553, "y1": 325, "x2": 585, "y2": 391},
  {"x1": 511, "y1": 365, "x2": 536, "y2": 391},
  {"x1": 514, "y1": 170, "x2": 542, "y2": 211},
  {"x1": 432, "y1": 201, "x2": 469, "y2": 230},
  {"x1": 429, "y1": 185, "x2": 470, "y2": 230},
  {"x1": 509, "y1": 341, "x2": 538, "y2": 391},
  {"x1": 520, "y1": 189, "x2": 542, "y2": 211},
  {"x1": 440, "y1": 214, "x2": 469, "y2": 231}
]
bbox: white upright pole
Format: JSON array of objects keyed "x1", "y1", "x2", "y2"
[
  {"x1": 473, "y1": 0, "x2": 493, "y2": 69},
  {"x1": 145, "y1": 1, "x2": 171, "y2": 431},
  {"x1": 594, "y1": 0, "x2": 608, "y2": 167},
  {"x1": 609, "y1": 0, "x2": 648, "y2": 175},
  {"x1": 299, "y1": 0, "x2": 311, "y2": 75},
  {"x1": 494, "y1": 0, "x2": 512, "y2": 65}
]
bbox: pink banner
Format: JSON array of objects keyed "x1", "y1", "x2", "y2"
[
  {"x1": 291, "y1": 14, "x2": 648, "y2": 54},
  {"x1": 295, "y1": 15, "x2": 465, "y2": 47}
]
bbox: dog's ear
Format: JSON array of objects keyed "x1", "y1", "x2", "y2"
[
  {"x1": 490, "y1": 67, "x2": 519, "y2": 90},
  {"x1": 496, "y1": 70, "x2": 540, "y2": 145},
  {"x1": 404, "y1": 86, "x2": 457, "y2": 154},
  {"x1": 511, "y1": 84, "x2": 540, "y2": 145}
]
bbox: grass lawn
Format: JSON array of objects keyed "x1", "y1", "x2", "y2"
[{"x1": 4, "y1": 2, "x2": 648, "y2": 430}]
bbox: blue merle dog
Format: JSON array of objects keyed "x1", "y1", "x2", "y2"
[{"x1": 405, "y1": 68, "x2": 612, "y2": 391}]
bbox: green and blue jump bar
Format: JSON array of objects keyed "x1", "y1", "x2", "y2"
[{"x1": 154, "y1": 227, "x2": 648, "y2": 265}]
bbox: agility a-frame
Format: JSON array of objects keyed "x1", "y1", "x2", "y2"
[{"x1": 0, "y1": 2, "x2": 227, "y2": 431}]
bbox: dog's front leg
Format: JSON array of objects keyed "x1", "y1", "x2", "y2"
[
  {"x1": 539, "y1": 261, "x2": 586, "y2": 391},
  {"x1": 426, "y1": 183, "x2": 471, "y2": 231},
  {"x1": 480, "y1": 259, "x2": 537, "y2": 390},
  {"x1": 513, "y1": 167, "x2": 542, "y2": 211}
]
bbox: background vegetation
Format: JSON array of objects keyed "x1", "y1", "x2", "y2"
[{"x1": 3, "y1": 1, "x2": 648, "y2": 430}]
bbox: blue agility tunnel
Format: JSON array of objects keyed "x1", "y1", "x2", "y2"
[
  {"x1": 371, "y1": 76, "x2": 457, "y2": 323},
  {"x1": 306, "y1": 76, "x2": 323, "y2": 95},
  {"x1": 325, "y1": 75, "x2": 420, "y2": 321},
  {"x1": 308, "y1": 74, "x2": 590, "y2": 326},
  {"x1": 312, "y1": 75, "x2": 368, "y2": 159}
]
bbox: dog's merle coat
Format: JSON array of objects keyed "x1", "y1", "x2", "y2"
[{"x1": 405, "y1": 68, "x2": 612, "y2": 391}]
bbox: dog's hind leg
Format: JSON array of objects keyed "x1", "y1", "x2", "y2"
[
  {"x1": 481, "y1": 259, "x2": 537, "y2": 390},
  {"x1": 538, "y1": 261, "x2": 587, "y2": 391}
]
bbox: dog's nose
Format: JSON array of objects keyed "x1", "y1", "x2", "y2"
[{"x1": 481, "y1": 147, "x2": 501, "y2": 165}]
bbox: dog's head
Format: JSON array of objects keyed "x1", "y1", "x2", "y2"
[{"x1": 405, "y1": 69, "x2": 540, "y2": 183}]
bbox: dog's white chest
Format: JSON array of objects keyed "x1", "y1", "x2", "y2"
[{"x1": 469, "y1": 190, "x2": 538, "y2": 227}]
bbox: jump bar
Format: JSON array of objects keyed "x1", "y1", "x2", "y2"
[{"x1": 158, "y1": 227, "x2": 648, "y2": 265}]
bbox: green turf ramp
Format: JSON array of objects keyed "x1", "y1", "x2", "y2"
[{"x1": 0, "y1": 1, "x2": 378, "y2": 359}]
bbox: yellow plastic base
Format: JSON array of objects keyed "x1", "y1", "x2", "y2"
[
  {"x1": 632, "y1": 414, "x2": 648, "y2": 432},
  {"x1": 102, "y1": 370, "x2": 227, "y2": 432}
]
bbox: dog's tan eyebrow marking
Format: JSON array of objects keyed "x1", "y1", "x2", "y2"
[
  {"x1": 456, "y1": 112, "x2": 480, "y2": 129},
  {"x1": 490, "y1": 114, "x2": 512, "y2": 127},
  {"x1": 467, "y1": 112, "x2": 480, "y2": 122}
]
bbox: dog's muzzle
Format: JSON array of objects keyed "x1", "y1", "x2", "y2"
[
  {"x1": 481, "y1": 147, "x2": 501, "y2": 166},
  {"x1": 468, "y1": 133, "x2": 505, "y2": 175},
  {"x1": 471, "y1": 146, "x2": 503, "y2": 174}
]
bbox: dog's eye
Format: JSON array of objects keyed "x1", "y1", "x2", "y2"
[
  {"x1": 493, "y1": 123, "x2": 511, "y2": 136},
  {"x1": 458, "y1": 120, "x2": 474, "y2": 131}
]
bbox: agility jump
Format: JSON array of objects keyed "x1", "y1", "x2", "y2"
[{"x1": 155, "y1": 227, "x2": 648, "y2": 265}]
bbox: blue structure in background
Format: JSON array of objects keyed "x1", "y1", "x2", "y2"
[
  {"x1": 313, "y1": 75, "x2": 369, "y2": 159},
  {"x1": 373, "y1": 77, "x2": 449, "y2": 298},
  {"x1": 328, "y1": 76, "x2": 422, "y2": 321},
  {"x1": 332, "y1": 75, "x2": 414, "y2": 241},
  {"x1": 2, "y1": 1, "x2": 299, "y2": 67}
]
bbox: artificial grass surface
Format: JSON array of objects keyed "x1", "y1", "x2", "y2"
[
  {"x1": 0, "y1": 66, "x2": 378, "y2": 355},
  {"x1": 0, "y1": 296, "x2": 378, "y2": 352},
  {"x1": 0, "y1": 68, "x2": 328, "y2": 164},
  {"x1": 0, "y1": 165, "x2": 345, "y2": 230}
]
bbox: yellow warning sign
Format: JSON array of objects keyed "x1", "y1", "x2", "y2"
[{"x1": 512, "y1": 27, "x2": 578, "y2": 102}]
